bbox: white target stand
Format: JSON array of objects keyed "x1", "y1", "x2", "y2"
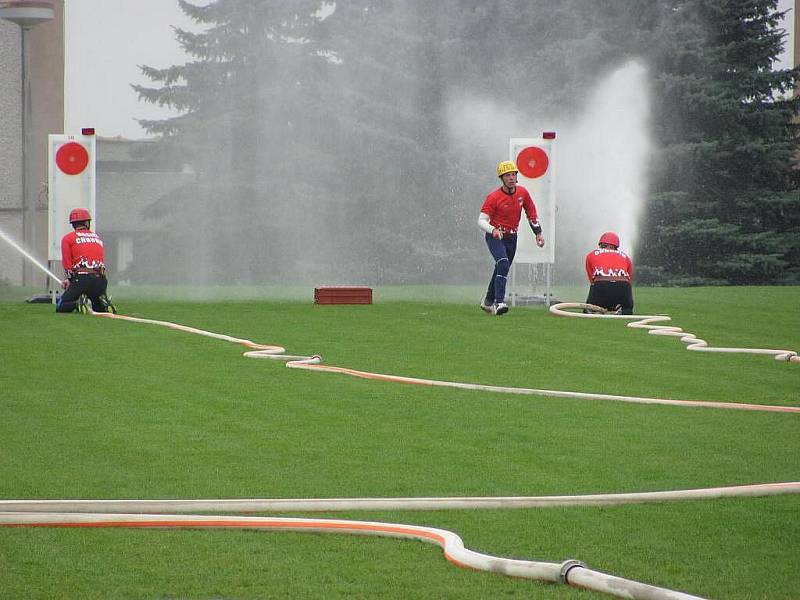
[
  {"x1": 510, "y1": 262, "x2": 553, "y2": 307},
  {"x1": 47, "y1": 129, "x2": 96, "y2": 302},
  {"x1": 508, "y1": 134, "x2": 556, "y2": 307}
]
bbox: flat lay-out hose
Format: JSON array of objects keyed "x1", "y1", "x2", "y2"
[
  {"x1": 4, "y1": 484, "x2": 800, "y2": 599},
  {"x1": 1, "y1": 510, "x2": 715, "y2": 600},
  {"x1": 89, "y1": 310, "x2": 800, "y2": 413},
  {"x1": 4, "y1": 306, "x2": 797, "y2": 599}
]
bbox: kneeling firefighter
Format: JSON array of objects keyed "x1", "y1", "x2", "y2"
[
  {"x1": 585, "y1": 231, "x2": 634, "y2": 315},
  {"x1": 56, "y1": 208, "x2": 115, "y2": 314}
]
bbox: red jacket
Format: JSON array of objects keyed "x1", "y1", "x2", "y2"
[
  {"x1": 585, "y1": 248, "x2": 633, "y2": 282},
  {"x1": 480, "y1": 185, "x2": 540, "y2": 232},
  {"x1": 61, "y1": 229, "x2": 106, "y2": 273}
]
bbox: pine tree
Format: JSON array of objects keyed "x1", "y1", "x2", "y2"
[
  {"x1": 131, "y1": 0, "x2": 341, "y2": 283},
  {"x1": 640, "y1": 0, "x2": 800, "y2": 284},
  {"x1": 130, "y1": 1, "x2": 800, "y2": 286},
  {"x1": 129, "y1": 1, "x2": 660, "y2": 284}
]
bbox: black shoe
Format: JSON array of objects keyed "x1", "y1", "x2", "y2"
[
  {"x1": 77, "y1": 295, "x2": 90, "y2": 314},
  {"x1": 99, "y1": 294, "x2": 117, "y2": 314}
]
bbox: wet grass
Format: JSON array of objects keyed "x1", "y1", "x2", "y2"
[{"x1": 0, "y1": 286, "x2": 798, "y2": 599}]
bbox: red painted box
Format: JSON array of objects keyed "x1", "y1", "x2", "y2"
[{"x1": 314, "y1": 286, "x2": 373, "y2": 305}]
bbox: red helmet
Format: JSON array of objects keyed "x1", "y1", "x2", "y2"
[
  {"x1": 599, "y1": 231, "x2": 620, "y2": 248},
  {"x1": 69, "y1": 208, "x2": 91, "y2": 223}
]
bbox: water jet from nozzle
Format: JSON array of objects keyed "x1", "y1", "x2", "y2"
[{"x1": 0, "y1": 227, "x2": 62, "y2": 285}]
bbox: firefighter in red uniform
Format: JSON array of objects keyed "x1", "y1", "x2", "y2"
[
  {"x1": 56, "y1": 208, "x2": 115, "y2": 313},
  {"x1": 478, "y1": 160, "x2": 545, "y2": 315},
  {"x1": 585, "y1": 231, "x2": 634, "y2": 314}
]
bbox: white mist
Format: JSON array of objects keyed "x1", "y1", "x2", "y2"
[
  {"x1": 446, "y1": 59, "x2": 651, "y2": 286},
  {"x1": 557, "y1": 60, "x2": 651, "y2": 282}
]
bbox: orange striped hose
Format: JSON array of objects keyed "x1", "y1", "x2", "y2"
[
  {"x1": 0, "y1": 510, "x2": 708, "y2": 599},
  {"x1": 3, "y1": 485, "x2": 799, "y2": 597},
  {"x1": 93, "y1": 310, "x2": 800, "y2": 413},
  {"x1": 8, "y1": 309, "x2": 798, "y2": 599}
]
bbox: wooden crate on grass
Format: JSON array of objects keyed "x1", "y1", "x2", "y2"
[{"x1": 314, "y1": 286, "x2": 373, "y2": 305}]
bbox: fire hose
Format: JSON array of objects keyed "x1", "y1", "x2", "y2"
[
  {"x1": 4, "y1": 307, "x2": 798, "y2": 599},
  {"x1": 3, "y1": 483, "x2": 799, "y2": 600},
  {"x1": 549, "y1": 302, "x2": 800, "y2": 364},
  {"x1": 89, "y1": 310, "x2": 800, "y2": 413},
  {"x1": 0, "y1": 509, "x2": 704, "y2": 600}
]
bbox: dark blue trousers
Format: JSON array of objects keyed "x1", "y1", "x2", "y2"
[{"x1": 484, "y1": 232, "x2": 517, "y2": 304}]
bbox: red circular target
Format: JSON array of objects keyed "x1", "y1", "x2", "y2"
[
  {"x1": 55, "y1": 142, "x2": 89, "y2": 175},
  {"x1": 515, "y1": 146, "x2": 549, "y2": 179}
]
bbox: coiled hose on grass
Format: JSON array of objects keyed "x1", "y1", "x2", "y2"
[{"x1": 549, "y1": 302, "x2": 800, "y2": 364}]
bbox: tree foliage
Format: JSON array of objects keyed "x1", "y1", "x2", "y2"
[
  {"x1": 639, "y1": 0, "x2": 800, "y2": 284},
  {"x1": 129, "y1": 0, "x2": 799, "y2": 286}
]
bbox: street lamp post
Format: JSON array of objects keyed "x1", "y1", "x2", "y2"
[{"x1": 0, "y1": 1, "x2": 55, "y2": 286}]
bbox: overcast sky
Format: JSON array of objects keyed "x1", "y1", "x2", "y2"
[
  {"x1": 65, "y1": 0, "x2": 797, "y2": 140},
  {"x1": 64, "y1": 0, "x2": 196, "y2": 139}
]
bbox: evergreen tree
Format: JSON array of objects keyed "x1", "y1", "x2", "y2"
[
  {"x1": 130, "y1": 1, "x2": 800, "y2": 286},
  {"x1": 640, "y1": 0, "x2": 800, "y2": 284},
  {"x1": 311, "y1": 1, "x2": 460, "y2": 283},
  {"x1": 129, "y1": 1, "x2": 656, "y2": 285},
  {"x1": 131, "y1": 0, "x2": 341, "y2": 283}
]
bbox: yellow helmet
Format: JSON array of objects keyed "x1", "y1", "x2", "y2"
[{"x1": 496, "y1": 160, "x2": 518, "y2": 177}]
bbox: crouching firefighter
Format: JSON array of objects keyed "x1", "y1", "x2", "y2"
[
  {"x1": 585, "y1": 231, "x2": 634, "y2": 315},
  {"x1": 56, "y1": 208, "x2": 116, "y2": 314}
]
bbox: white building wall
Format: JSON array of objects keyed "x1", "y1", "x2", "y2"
[{"x1": 0, "y1": 20, "x2": 24, "y2": 284}]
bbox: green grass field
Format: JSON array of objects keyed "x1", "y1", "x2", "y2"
[{"x1": 1, "y1": 286, "x2": 798, "y2": 599}]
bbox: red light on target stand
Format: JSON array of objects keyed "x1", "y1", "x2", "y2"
[{"x1": 48, "y1": 132, "x2": 97, "y2": 262}]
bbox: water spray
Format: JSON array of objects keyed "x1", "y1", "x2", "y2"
[{"x1": 0, "y1": 227, "x2": 62, "y2": 285}]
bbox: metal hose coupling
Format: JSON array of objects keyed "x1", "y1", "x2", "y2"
[{"x1": 559, "y1": 559, "x2": 587, "y2": 584}]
